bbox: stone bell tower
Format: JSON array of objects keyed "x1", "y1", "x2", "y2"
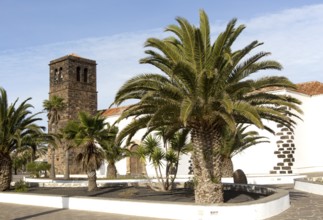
[{"x1": 48, "y1": 54, "x2": 97, "y2": 174}]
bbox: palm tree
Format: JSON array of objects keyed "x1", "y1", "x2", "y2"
[
  {"x1": 137, "y1": 135, "x2": 167, "y2": 191},
  {"x1": 0, "y1": 87, "x2": 44, "y2": 191},
  {"x1": 132, "y1": 129, "x2": 191, "y2": 191},
  {"x1": 43, "y1": 96, "x2": 66, "y2": 125},
  {"x1": 63, "y1": 112, "x2": 108, "y2": 191},
  {"x1": 43, "y1": 95, "x2": 66, "y2": 178},
  {"x1": 113, "y1": 10, "x2": 302, "y2": 204},
  {"x1": 167, "y1": 129, "x2": 192, "y2": 186},
  {"x1": 155, "y1": 127, "x2": 192, "y2": 190},
  {"x1": 20, "y1": 131, "x2": 53, "y2": 162},
  {"x1": 100, "y1": 123, "x2": 129, "y2": 179},
  {"x1": 220, "y1": 124, "x2": 269, "y2": 177}
]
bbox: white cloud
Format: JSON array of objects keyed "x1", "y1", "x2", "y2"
[
  {"x1": 236, "y1": 4, "x2": 323, "y2": 82},
  {"x1": 0, "y1": 4, "x2": 323, "y2": 127}
]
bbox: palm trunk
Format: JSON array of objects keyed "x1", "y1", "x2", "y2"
[
  {"x1": 169, "y1": 151, "x2": 181, "y2": 190},
  {"x1": 158, "y1": 165, "x2": 166, "y2": 191},
  {"x1": 141, "y1": 159, "x2": 160, "y2": 191},
  {"x1": 64, "y1": 148, "x2": 70, "y2": 179},
  {"x1": 87, "y1": 169, "x2": 98, "y2": 191},
  {"x1": 154, "y1": 165, "x2": 164, "y2": 190},
  {"x1": 107, "y1": 162, "x2": 117, "y2": 179},
  {"x1": 49, "y1": 147, "x2": 56, "y2": 179},
  {"x1": 221, "y1": 157, "x2": 234, "y2": 178},
  {"x1": 165, "y1": 162, "x2": 171, "y2": 190},
  {"x1": 191, "y1": 127, "x2": 223, "y2": 204},
  {"x1": 31, "y1": 148, "x2": 36, "y2": 162},
  {"x1": 0, "y1": 153, "x2": 12, "y2": 191}
]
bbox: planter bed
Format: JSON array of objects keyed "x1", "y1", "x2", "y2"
[{"x1": 0, "y1": 183, "x2": 290, "y2": 220}]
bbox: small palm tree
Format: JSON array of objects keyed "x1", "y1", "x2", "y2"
[
  {"x1": 220, "y1": 124, "x2": 269, "y2": 177},
  {"x1": 0, "y1": 87, "x2": 44, "y2": 191},
  {"x1": 138, "y1": 135, "x2": 166, "y2": 191},
  {"x1": 100, "y1": 124, "x2": 129, "y2": 179},
  {"x1": 113, "y1": 10, "x2": 302, "y2": 203},
  {"x1": 155, "y1": 127, "x2": 192, "y2": 190},
  {"x1": 135, "y1": 129, "x2": 191, "y2": 191},
  {"x1": 43, "y1": 95, "x2": 66, "y2": 179},
  {"x1": 63, "y1": 112, "x2": 108, "y2": 191},
  {"x1": 167, "y1": 129, "x2": 192, "y2": 185}
]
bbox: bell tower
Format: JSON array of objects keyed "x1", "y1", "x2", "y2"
[{"x1": 48, "y1": 54, "x2": 97, "y2": 174}]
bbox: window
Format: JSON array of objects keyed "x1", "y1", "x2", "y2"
[
  {"x1": 54, "y1": 69, "x2": 59, "y2": 83},
  {"x1": 84, "y1": 68, "x2": 88, "y2": 83},
  {"x1": 76, "y1": 67, "x2": 81, "y2": 82},
  {"x1": 58, "y1": 67, "x2": 63, "y2": 81}
]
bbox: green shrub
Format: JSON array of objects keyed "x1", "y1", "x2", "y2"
[
  {"x1": 14, "y1": 180, "x2": 28, "y2": 192},
  {"x1": 38, "y1": 163, "x2": 51, "y2": 177},
  {"x1": 26, "y1": 162, "x2": 51, "y2": 178}
]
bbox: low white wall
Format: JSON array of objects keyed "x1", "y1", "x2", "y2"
[
  {"x1": 294, "y1": 177, "x2": 323, "y2": 195},
  {"x1": 222, "y1": 174, "x2": 306, "y2": 185}
]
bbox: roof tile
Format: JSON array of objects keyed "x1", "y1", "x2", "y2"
[
  {"x1": 296, "y1": 81, "x2": 323, "y2": 96},
  {"x1": 101, "y1": 106, "x2": 129, "y2": 117}
]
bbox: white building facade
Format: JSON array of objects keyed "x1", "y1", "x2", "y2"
[{"x1": 100, "y1": 81, "x2": 323, "y2": 177}]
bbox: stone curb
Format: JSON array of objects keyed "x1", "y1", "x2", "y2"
[{"x1": 294, "y1": 177, "x2": 323, "y2": 195}]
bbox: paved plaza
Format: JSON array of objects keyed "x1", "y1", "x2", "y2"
[
  {"x1": 268, "y1": 186, "x2": 323, "y2": 220},
  {"x1": 0, "y1": 203, "x2": 166, "y2": 220}
]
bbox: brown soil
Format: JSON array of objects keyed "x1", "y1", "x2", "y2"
[{"x1": 10, "y1": 185, "x2": 266, "y2": 203}]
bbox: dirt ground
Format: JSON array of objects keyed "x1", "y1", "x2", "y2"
[{"x1": 10, "y1": 185, "x2": 266, "y2": 203}]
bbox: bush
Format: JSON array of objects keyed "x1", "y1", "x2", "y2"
[
  {"x1": 14, "y1": 180, "x2": 28, "y2": 192},
  {"x1": 26, "y1": 162, "x2": 51, "y2": 178}
]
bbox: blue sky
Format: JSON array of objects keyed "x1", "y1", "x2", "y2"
[{"x1": 1, "y1": 1, "x2": 323, "y2": 128}]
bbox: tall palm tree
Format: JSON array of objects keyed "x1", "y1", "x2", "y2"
[
  {"x1": 43, "y1": 95, "x2": 66, "y2": 178},
  {"x1": 43, "y1": 96, "x2": 66, "y2": 125},
  {"x1": 220, "y1": 124, "x2": 269, "y2": 177},
  {"x1": 113, "y1": 10, "x2": 302, "y2": 204},
  {"x1": 63, "y1": 112, "x2": 107, "y2": 191},
  {"x1": 0, "y1": 87, "x2": 44, "y2": 191}
]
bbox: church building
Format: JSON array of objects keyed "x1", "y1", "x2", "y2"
[{"x1": 47, "y1": 55, "x2": 323, "y2": 177}]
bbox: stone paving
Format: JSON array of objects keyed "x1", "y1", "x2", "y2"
[
  {"x1": 0, "y1": 203, "x2": 166, "y2": 220},
  {"x1": 266, "y1": 187, "x2": 323, "y2": 220}
]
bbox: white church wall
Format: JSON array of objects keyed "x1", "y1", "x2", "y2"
[
  {"x1": 103, "y1": 114, "x2": 191, "y2": 177},
  {"x1": 176, "y1": 153, "x2": 191, "y2": 177},
  {"x1": 102, "y1": 89, "x2": 323, "y2": 177},
  {"x1": 293, "y1": 94, "x2": 323, "y2": 173},
  {"x1": 232, "y1": 124, "x2": 278, "y2": 175},
  {"x1": 233, "y1": 90, "x2": 323, "y2": 175}
]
